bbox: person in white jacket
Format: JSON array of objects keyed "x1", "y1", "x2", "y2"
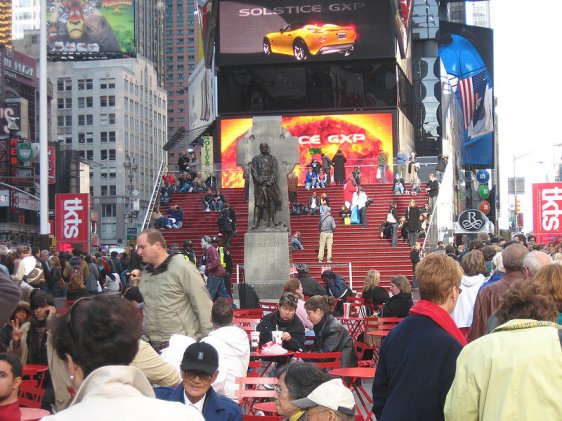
[
  {"x1": 44, "y1": 295, "x2": 203, "y2": 421},
  {"x1": 452, "y1": 250, "x2": 487, "y2": 329},
  {"x1": 201, "y1": 298, "x2": 250, "y2": 401},
  {"x1": 351, "y1": 186, "x2": 369, "y2": 228}
]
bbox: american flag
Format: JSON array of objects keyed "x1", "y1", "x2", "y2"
[{"x1": 458, "y1": 70, "x2": 488, "y2": 130}]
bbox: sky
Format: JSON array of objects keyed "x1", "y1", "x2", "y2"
[{"x1": 490, "y1": 0, "x2": 562, "y2": 232}]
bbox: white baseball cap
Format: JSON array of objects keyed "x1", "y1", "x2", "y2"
[{"x1": 291, "y1": 379, "x2": 355, "y2": 416}]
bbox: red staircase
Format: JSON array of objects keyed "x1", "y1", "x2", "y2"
[{"x1": 160, "y1": 184, "x2": 428, "y2": 292}]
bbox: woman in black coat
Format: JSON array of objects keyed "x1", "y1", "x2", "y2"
[
  {"x1": 405, "y1": 199, "x2": 422, "y2": 246},
  {"x1": 332, "y1": 150, "x2": 347, "y2": 185},
  {"x1": 380, "y1": 276, "x2": 413, "y2": 318},
  {"x1": 362, "y1": 269, "x2": 390, "y2": 313},
  {"x1": 257, "y1": 293, "x2": 305, "y2": 351},
  {"x1": 304, "y1": 295, "x2": 358, "y2": 368}
]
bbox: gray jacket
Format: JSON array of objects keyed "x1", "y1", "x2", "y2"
[{"x1": 318, "y1": 214, "x2": 336, "y2": 233}]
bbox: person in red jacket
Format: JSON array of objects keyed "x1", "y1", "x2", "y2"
[{"x1": 342, "y1": 178, "x2": 356, "y2": 209}]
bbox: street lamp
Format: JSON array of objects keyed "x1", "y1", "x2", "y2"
[{"x1": 123, "y1": 154, "x2": 138, "y2": 244}]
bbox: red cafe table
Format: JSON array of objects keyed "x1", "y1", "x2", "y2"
[
  {"x1": 329, "y1": 367, "x2": 376, "y2": 421},
  {"x1": 254, "y1": 401, "x2": 278, "y2": 414},
  {"x1": 20, "y1": 407, "x2": 51, "y2": 421},
  {"x1": 250, "y1": 349, "x2": 294, "y2": 377}
]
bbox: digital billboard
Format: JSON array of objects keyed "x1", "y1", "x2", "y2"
[
  {"x1": 46, "y1": 0, "x2": 135, "y2": 56},
  {"x1": 438, "y1": 21, "x2": 494, "y2": 168},
  {"x1": 220, "y1": 113, "x2": 394, "y2": 188},
  {"x1": 218, "y1": 0, "x2": 394, "y2": 66}
]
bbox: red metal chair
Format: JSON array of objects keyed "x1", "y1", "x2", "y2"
[
  {"x1": 235, "y1": 377, "x2": 278, "y2": 415},
  {"x1": 293, "y1": 352, "x2": 342, "y2": 370},
  {"x1": 354, "y1": 340, "x2": 376, "y2": 367},
  {"x1": 247, "y1": 360, "x2": 262, "y2": 377},
  {"x1": 19, "y1": 381, "x2": 45, "y2": 409},
  {"x1": 234, "y1": 308, "x2": 263, "y2": 318}
]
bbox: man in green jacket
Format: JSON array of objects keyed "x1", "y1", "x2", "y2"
[
  {"x1": 378, "y1": 149, "x2": 389, "y2": 184},
  {"x1": 138, "y1": 229, "x2": 212, "y2": 351}
]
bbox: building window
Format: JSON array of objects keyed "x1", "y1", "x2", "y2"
[
  {"x1": 86, "y1": 150, "x2": 94, "y2": 160},
  {"x1": 109, "y1": 150, "x2": 116, "y2": 160},
  {"x1": 78, "y1": 97, "x2": 93, "y2": 108},
  {"x1": 100, "y1": 222, "x2": 116, "y2": 240},
  {"x1": 100, "y1": 78, "x2": 116, "y2": 89},
  {"x1": 100, "y1": 150, "x2": 108, "y2": 160},
  {"x1": 57, "y1": 78, "x2": 72, "y2": 91},
  {"x1": 57, "y1": 98, "x2": 71, "y2": 108},
  {"x1": 102, "y1": 204, "x2": 116, "y2": 217},
  {"x1": 109, "y1": 185, "x2": 116, "y2": 195},
  {"x1": 100, "y1": 132, "x2": 108, "y2": 142},
  {"x1": 78, "y1": 79, "x2": 93, "y2": 90},
  {"x1": 86, "y1": 132, "x2": 93, "y2": 143},
  {"x1": 78, "y1": 115, "x2": 93, "y2": 125},
  {"x1": 109, "y1": 131, "x2": 116, "y2": 142},
  {"x1": 78, "y1": 133, "x2": 85, "y2": 143},
  {"x1": 100, "y1": 185, "x2": 108, "y2": 196}
]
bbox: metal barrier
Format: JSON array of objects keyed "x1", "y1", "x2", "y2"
[{"x1": 141, "y1": 161, "x2": 166, "y2": 231}]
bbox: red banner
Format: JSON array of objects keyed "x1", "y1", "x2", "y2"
[
  {"x1": 55, "y1": 193, "x2": 90, "y2": 252},
  {"x1": 532, "y1": 183, "x2": 562, "y2": 244}
]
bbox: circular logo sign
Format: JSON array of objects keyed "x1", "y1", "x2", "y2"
[
  {"x1": 476, "y1": 170, "x2": 490, "y2": 184},
  {"x1": 458, "y1": 209, "x2": 487, "y2": 232},
  {"x1": 478, "y1": 184, "x2": 490, "y2": 199},
  {"x1": 17, "y1": 142, "x2": 33, "y2": 162},
  {"x1": 479, "y1": 200, "x2": 491, "y2": 215}
]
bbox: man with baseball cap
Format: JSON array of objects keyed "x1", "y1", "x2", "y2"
[
  {"x1": 155, "y1": 342, "x2": 242, "y2": 421},
  {"x1": 180, "y1": 240, "x2": 197, "y2": 266},
  {"x1": 292, "y1": 378, "x2": 356, "y2": 420}
]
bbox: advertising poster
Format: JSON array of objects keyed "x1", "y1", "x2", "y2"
[
  {"x1": 533, "y1": 183, "x2": 562, "y2": 244},
  {"x1": 438, "y1": 21, "x2": 494, "y2": 168},
  {"x1": 56, "y1": 193, "x2": 90, "y2": 252},
  {"x1": 218, "y1": 0, "x2": 394, "y2": 66},
  {"x1": 46, "y1": 0, "x2": 135, "y2": 55},
  {"x1": 220, "y1": 112, "x2": 394, "y2": 188}
]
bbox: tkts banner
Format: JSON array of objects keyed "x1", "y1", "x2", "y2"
[
  {"x1": 220, "y1": 112, "x2": 394, "y2": 188},
  {"x1": 55, "y1": 193, "x2": 90, "y2": 252},
  {"x1": 533, "y1": 183, "x2": 562, "y2": 244}
]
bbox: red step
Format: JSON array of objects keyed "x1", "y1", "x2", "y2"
[{"x1": 160, "y1": 183, "x2": 429, "y2": 293}]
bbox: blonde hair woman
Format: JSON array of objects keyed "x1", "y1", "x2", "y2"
[{"x1": 362, "y1": 270, "x2": 389, "y2": 310}]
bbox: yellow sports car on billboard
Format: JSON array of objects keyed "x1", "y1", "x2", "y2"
[{"x1": 263, "y1": 23, "x2": 356, "y2": 61}]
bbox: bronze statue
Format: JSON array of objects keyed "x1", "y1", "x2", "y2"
[{"x1": 250, "y1": 143, "x2": 281, "y2": 228}]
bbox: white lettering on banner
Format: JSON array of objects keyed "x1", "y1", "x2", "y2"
[
  {"x1": 541, "y1": 187, "x2": 562, "y2": 231},
  {"x1": 63, "y1": 198, "x2": 84, "y2": 239},
  {"x1": 298, "y1": 133, "x2": 365, "y2": 145}
]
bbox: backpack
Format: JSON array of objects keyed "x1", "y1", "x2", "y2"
[
  {"x1": 70, "y1": 265, "x2": 83, "y2": 278},
  {"x1": 25, "y1": 258, "x2": 45, "y2": 287},
  {"x1": 238, "y1": 283, "x2": 261, "y2": 309}
]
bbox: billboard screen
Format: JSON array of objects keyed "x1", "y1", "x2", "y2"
[
  {"x1": 47, "y1": 0, "x2": 135, "y2": 56},
  {"x1": 438, "y1": 21, "x2": 494, "y2": 168},
  {"x1": 220, "y1": 112, "x2": 394, "y2": 188},
  {"x1": 533, "y1": 183, "x2": 562, "y2": 245},
  {"x1": 56, "y1": 193, "x2": 90, "y2": 252},
  {"x1": 217, "y1": 0, "x2": 394, "y2": 66}
]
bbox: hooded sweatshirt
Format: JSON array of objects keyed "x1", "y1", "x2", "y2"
[
  {"x1": 452, "y1": 273, "x2": 486, "y2": 328},
  {"x1": 201, "y1": 326, "x2": 250, "y2": 401}
]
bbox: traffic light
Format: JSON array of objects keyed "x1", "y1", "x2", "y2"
[{"x1": 515, "y1": 198, "x2": 521, "y2": 213}]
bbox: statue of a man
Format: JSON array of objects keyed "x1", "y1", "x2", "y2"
[{"x1": 250, "y1": 142, "x2": 281, "y2": 228}]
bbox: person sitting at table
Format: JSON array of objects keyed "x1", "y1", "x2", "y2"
[
  {"x1": 372, "y1": 254, "x2": 465, "y2": 421},
  {"x1": 9, "y1": 290, "x2": 57, "y2": 410},
  {"x1": 47, "y1": 295, "x2": 204, "y2": 421},
  {"x1": 379, "y1": 276, "x2": 413, "y2": 318},
  {"x1": 320, "y1": 270, "x2": 353, "y2": 317},
  {"x1": 275, "y1": 362, "x2": 333, "y2": 421},
  {"x1": 304, "y1": 296, "x2": 357, "y2": 368},
  {"x1": 200, "y1": 298, "x2": 250, "y2": 402},
  {"x1": 0, "y1": 352, "x2": 23, "y2": 420},
  {"x1": 292, "y1": 378, "x2": 356, "y2": 421},
  {"x1": 155, "y1": 342, "x2": 242, "y2": 421},
  {"x1": 0, "y1": 301, "x2": 31, "y2": 352},
  {"x1": 256, "y1": 293, "x2": 305, "y2": 351},
  {"x1": 283, "y1": 278, "x2": 313, "y2": 330},
  {"x1": 362, "y1": 270, "x2": 390, "y2": 314}
]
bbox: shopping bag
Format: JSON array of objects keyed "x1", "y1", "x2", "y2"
[
  {"x1": 343, "y1": 216, "x2": 351, "y2": 225},
  {"x1": 376, "y1": 167, "x2": 382, "y2": 180},
  {"x1": 351, "y1": 206, "x2": 360, "y2": 224}
]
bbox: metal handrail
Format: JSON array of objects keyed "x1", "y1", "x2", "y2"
[{"x1": 141, "y1": 161, "x2": 165, "y2": 231}]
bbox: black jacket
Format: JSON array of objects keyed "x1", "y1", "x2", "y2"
[
  {"x1": 298, "y1": 275, "x2": 326, "y2": 297},
  {"x1": 363, "y1": 286, "x2": 390, "y2": 306},
  {"x1": 405, "y1": 206, "x2": 421, "y2": 232},
  {"x1": 381, "y1": 293, "x2": 413, "y2": 318},
  {"x1": 256, "y1": 310, "x2": 305, "y2": 351},
  {"x1": 313, "y1": 314, "x2": 357, "y2": 368},
  {"x1": 427, "y1": 179, "x2": 440, "y2": 198}
]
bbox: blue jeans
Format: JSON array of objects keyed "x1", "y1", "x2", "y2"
[
  {"x1": 305, "y1": 180, "x2": 317, "y2": 190},
  {"x1": 379, "y1": 165, "x2": 387, "y2": 183},
  {"x1": 390, "y1": 223, "x2": 398, "y2": 247},
  {"x1": 206, "y1": 276, "x2": 230, "y2": 301}
]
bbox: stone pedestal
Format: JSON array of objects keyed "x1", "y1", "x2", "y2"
[{"x1": 243, "y1": 231, "x2": 289, "y2": 299}]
